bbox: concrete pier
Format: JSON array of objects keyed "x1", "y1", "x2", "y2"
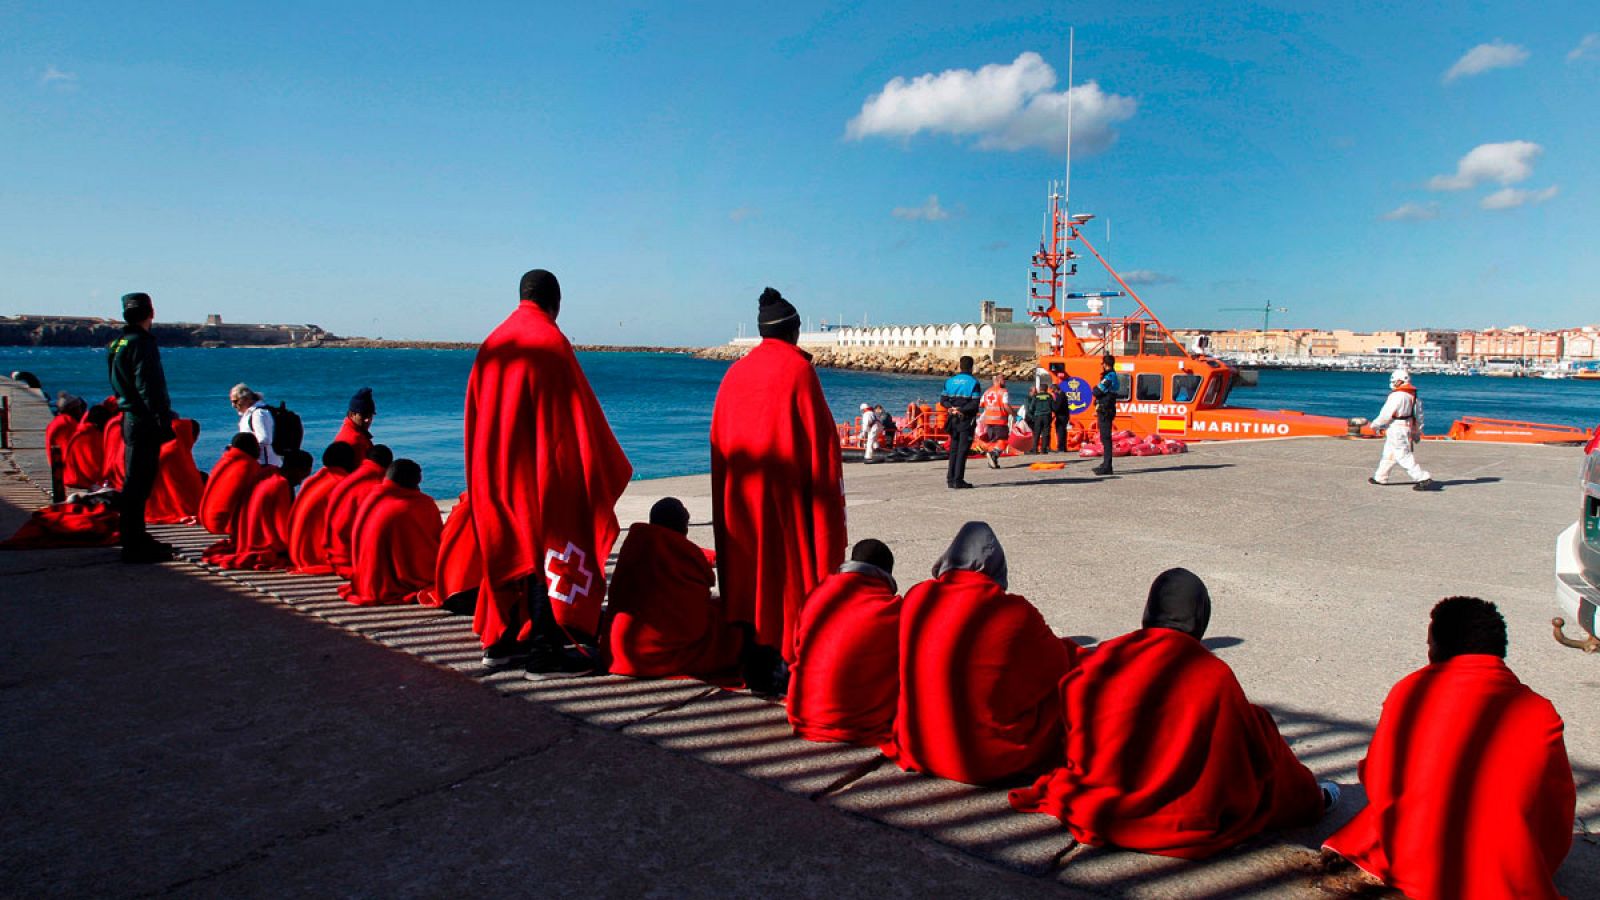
[{"x1": 2, "y1": 376, "x2": 1595, "y2": 897}]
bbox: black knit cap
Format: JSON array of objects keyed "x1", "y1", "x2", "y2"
[
  {"x1": 122, "y1": 292, "x2": 153, "y2": 313},
  {"x1": 757, "y1": 287, "x2": 800, "y2": 334},
  {"x1": 347, "y1": 387, "x2": 375, "y2": 416}
]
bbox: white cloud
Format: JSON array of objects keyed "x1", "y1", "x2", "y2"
[
  {"x1": 728, "y1": 207, "x2": 759, "y2": 223},
  {"x1": 846, "y1": 52, "x2": 1136, "y2": 155},
  {"x1": 40, "y1": 65, "x2": 77, "y2": 87},
  {"x1": 1380, "y1": 202, "x2": 1441, "y2": 222},
  {"x1": 1120, "y1": 269, "x2": 1177, "y2": 285},
  {"x1": 1480, "y1": 185, "x2": 1558, "y2": 210},
  {"x1": 1568, "y1": 34, "x2": 1600, "y2": 63},
  {"x1": 1427, "y1": 141, "x2": 1542, "y2": 190},
  {"x1": 891, "y1": 195, "x2": 950, "y2": 221},
  {"x1": 1443, "y1": 40, "x2": 1530, "y2": 83}
]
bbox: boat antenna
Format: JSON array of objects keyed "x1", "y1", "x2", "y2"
[{"x1": 1064, "y1": 27, "x2": 1074, "y2": 216}]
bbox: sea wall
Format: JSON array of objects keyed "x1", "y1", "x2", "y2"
[{"x1": 0, "y1": 316, "x2": 331, "y2": 348}]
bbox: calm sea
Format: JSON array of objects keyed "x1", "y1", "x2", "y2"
[{"x1": 5, "y1": 346, "x2": 1598, "y2": 498}]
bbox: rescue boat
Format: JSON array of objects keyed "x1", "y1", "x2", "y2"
[{"x1": 1553, "y1": 426, "x2": 1600, "y2": 652}]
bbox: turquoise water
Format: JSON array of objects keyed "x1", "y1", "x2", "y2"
[{"x1": 5, "y1": 346, "x2": 1598, "y2": 498}]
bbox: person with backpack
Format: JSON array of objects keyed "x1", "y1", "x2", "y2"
[{"x1": 228, "y1": 383, "x2": 302, "y2": 466}]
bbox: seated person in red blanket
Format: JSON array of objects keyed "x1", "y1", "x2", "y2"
[
  {"x1": 198, "y1": 433, "x2": 266, "y2": 559},
  {"x1": 45, "y1": 394, "x2": 86, "y2": 462},
  {"x1": 211, "y1": 449, "x2": 313, "y2": 570},
  {"x1": 287, "y1": 441, "x2": 357, "y2": 573},
  {"x1": 605, "y1": 497, "x2": 746, "y2": 681},
  {"x1": 338, "y1": 459, "x2": 443, "y2": 606},
  {"x1": 325, "y1": 443, "x2": 394, "y2": 581},
  {"x1": 787, "y1": 538, "x2": 902, "y2": 746},
  {"x1": 1010, "y1": 568, "x2": 1333, "y2": 859},
  {"x1": 1320, "y1": 596, "x2": 1575, "y2": 900},
  {"x1": 62, "y1": 404, "x2": 113, "y2": 490},
  {"x1": 883, "y1": 521, "x2": 1080, "y2": 785}
]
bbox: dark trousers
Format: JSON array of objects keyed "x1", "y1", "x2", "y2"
[
  {"x1": 1097, "y1": 413, "x2": 1115, "y2": 471},
  {"x1": 946, "y1": 418, "x2": 975, "y2": 485},
  {"x1": 1030, "y1": 416, "x2": 1053, "y2": 451},
  {"x1": 120, "y1": 417, "x2": 162, "y2": 546},
  {"x1": 1054, "y1": 417, "x2": 1070, "y2": 452}
]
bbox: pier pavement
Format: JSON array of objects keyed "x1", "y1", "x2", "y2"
[{"x1": 2, "y1": 376, "x2": 1595, "y2": 897}]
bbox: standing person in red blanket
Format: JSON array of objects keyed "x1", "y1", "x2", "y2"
[
  {"x1": 605, "y1": 497, "x2": 745, "y2": 681},
  {"x1": 62, "y1": 404, "x2": 113, "y2": 490},
  {"x1": 1010, "y1": 568, "x2": 1334, "y2": 859},
  {"x1": 211, "y1": 450, "x2": 312, "y2": 570},
  {"x1": 787, "y1": 538, "x2": 902, "y2": 746},
  {"x1": 465, "y1": 269, "x2": 632, "y2": 675},
  {"x1": 884, "y1": 522, "x2": 1079, "y2": 785},
  {"x1": 199, "y1": 433, "x2": 263, "y2": 552},
  {"x1": 287, "y1": 442, "x2": 356, "y2": 573},
  {"x1": 710, "y1": 287, "x2": 847, "y2": 693},
  {"x1": 1320, "y1": 597, "x2": 1575, "y2": 900},
  {"x1": 45, "y1": 394, "x2": 86, "y2": 462},
  {"x1": 339, "y1": 459, "x2": 442, "y2": 606},
  {"x1": 146, "y1": 415, "x2": 205, "y2": 525},
  {"x1": 335, "y1": 387, "x2": 376, "y2": 460},
  {"x1": 324, "y1": 444, "x2": 393, "y2": 580}
]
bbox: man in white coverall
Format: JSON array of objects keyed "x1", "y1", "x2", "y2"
[
  {"x1": 860, "y1": 403, "x2": 881, "y2": 461},
  {"x1": 1369, "y1": 369, "x2": 1437, "y2": 491}
]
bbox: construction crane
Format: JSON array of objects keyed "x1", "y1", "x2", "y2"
[{"x1": 1220, "y1": 301, "x2": 1288, "y2": 334}]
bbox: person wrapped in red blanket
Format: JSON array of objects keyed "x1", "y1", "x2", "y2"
[
  {"x1": 883, "y1": 522, "x2": 1080, "y2": 785},
  {"x1": 146, "y1": 415, "x2": 205, "y2": 525},
  {"x1": 198, "y1": 433, "x2": 266, "y2": 557},
  {"x1": 465, "y1": 269, "x2": 631, "y2": 674},
  {"x1": 1010, "y1": 568, "x2": 1331, "y2": 859},
  {"x1": 210, "y1": 450, "x2": 311, "y2": 570},
  {"x1": 62, "y1": 405, "x2": 113, "y2": 490},
  {"x1": 1321, "y1": 596, "x2": 1575, "y2": 900},
  {"x1": 339, "y1": 459, "x2": 442, "y2": 606},
  {"x1": 710, "y1": 287, "x2": 846, "y2": 688},
  {"x1": 324, "y1": 444, "x2": 393, "y2": 580},
  {"x1": 286, "y1": 442, "x2": 356, "y2": 574},
  {"x1": 788, "y1": 539, "x2": 902, "y2": 746},
  {"x1": 422, "y1": 493, "x2": 479, "y2": 613},
  {"x1": 1, "y1": 499, "x2": 120, "y2": 549},
  {"x1": 606, "y1": 497, "x2": 745, "y2": 681},
  {"x1": 335, "y1": 387, "x2": 376, "y2": 460},
  {"x1": 45, "y1": 395, "x2": 86, "y2": 462}
]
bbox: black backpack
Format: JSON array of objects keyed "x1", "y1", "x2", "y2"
[{"x1": 267, "y1": 402, "x2": 303, "y2": 456}]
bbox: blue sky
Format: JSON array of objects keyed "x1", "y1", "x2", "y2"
[{"x1": 3, "y1": 1, "x2": 1596, "y2": 344}]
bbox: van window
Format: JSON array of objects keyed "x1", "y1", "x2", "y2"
[
  {"x1": 1136, "y1": 373, "x2": 1163, "y2": 401},
  {"x1": 1172, "y1": 374, "x2": 1201, "y2": 403}
]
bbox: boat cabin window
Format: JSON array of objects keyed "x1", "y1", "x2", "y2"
[
  {"x1": 1136, "y1": 373, "x2": 1163, "y2": 401},
  {"x1": 1201, "y1": 375, "x2": 1223, "y2": 405},
  {"x1": 1172, "y1": 374, "x2": 1201, "y2": 403},
  {"x1": 1115, "y1": 373, "x2": 1131, "y2": 401}
]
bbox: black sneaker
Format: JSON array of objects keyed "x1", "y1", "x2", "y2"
[
  {"x1": 481, "y1": 639, "x2": 534, "y2": 670},
  {"x1": 987, "y1": 451, "x2": 1001, "y2": 469},
  {"x1": 1091, "y1": 466, "x2": 1112, "y2": 476},
  {"x1": 1413, "y1": 479, "x2": 1439, "y2": 492},
  {"x1": 1368, "y1": 477, "x2": 1382, "y2": 485},
  {"x1": 120, "y1": 541, "x2": 175, "y2": 564},
  {"x1": 954, "y1": 480, "x2": 975, "y2": 489}
]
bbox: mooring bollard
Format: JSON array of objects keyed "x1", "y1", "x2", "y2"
[
  {"x1": 0, "y1": 395, "x2": 10, "y2": 449},
  {"x1": 49, "y1": 444, "x2": 65, "y2": 503}
]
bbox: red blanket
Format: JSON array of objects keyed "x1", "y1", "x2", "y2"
[
  {"x1": 1009, "y1": 628, "x2": 1322, "y2": 859},
  {"x1": 422, "y1": 494, "x2": 479, "y2": 609},
  {"x1": 787, "y1": 568, "x2": 902, "y2": 745},
  {"x1": 710, "y1": 339, "x2": 846, "y2": 663},
  {"x1": 883, "y1": 570, "x2": 1078, "y2": 785},
  {"x1": 464, "y1": 301, "x2": 631, "y2": 643},
  {"x1": 208, "y1": 471, "x2": 294, "y2": 569},
  {"x1": 286, "y1": 466, "x2": 347, "y2": 573},
  {"x1": 198, "y1": 449, "x2": 266, "y2": 559},
  {"x1": 324, "y1": 459, "x2": 387, "y2": 580},
  {"x1": 45, "y1": 413, "x2": 78, "y2": 461},
  {"x1": 102, "y1": 413, "x2": 126, "y2": 490},
  {"x1": 605, "y1": 523, "x2": 742, "y2": 679},
  {"x1": 1322, "y1": 655, "x2": 1575, "y2": 899},
  {"x1": 334, "y1": 418, "x2": 374, "y2": 461},
  {"x1": 147, "y1": 418, "x2": 204, "y2": 525},
  {"x1": 337, "y1": 481, "x2": 442, "y2": 606},
  {"x1": 1, "y1": 502, "x2": 119, "y2": 549},
  {"x1": 62, "y1": 419, "x2": 106, "y2": 489}
]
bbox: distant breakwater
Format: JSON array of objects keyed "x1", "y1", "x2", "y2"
[{"x1": 694, "y1": 344, "x2": 1041, "y2": 380}]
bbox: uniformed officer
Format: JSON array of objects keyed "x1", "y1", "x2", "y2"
[
  {"x1": 1091, "y1": 354, "x2": 1119, "y2": 476},
  {"x1": 108, "y1": 292, "x2": 176, "y2": 562},
  {"x1": 939, "y1": 355, "x2": 981, "y2": 489}
]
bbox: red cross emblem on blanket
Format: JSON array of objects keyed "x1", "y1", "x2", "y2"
[{"x1": 543, "y1": 542, "x2": 593, "y2": 606}]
